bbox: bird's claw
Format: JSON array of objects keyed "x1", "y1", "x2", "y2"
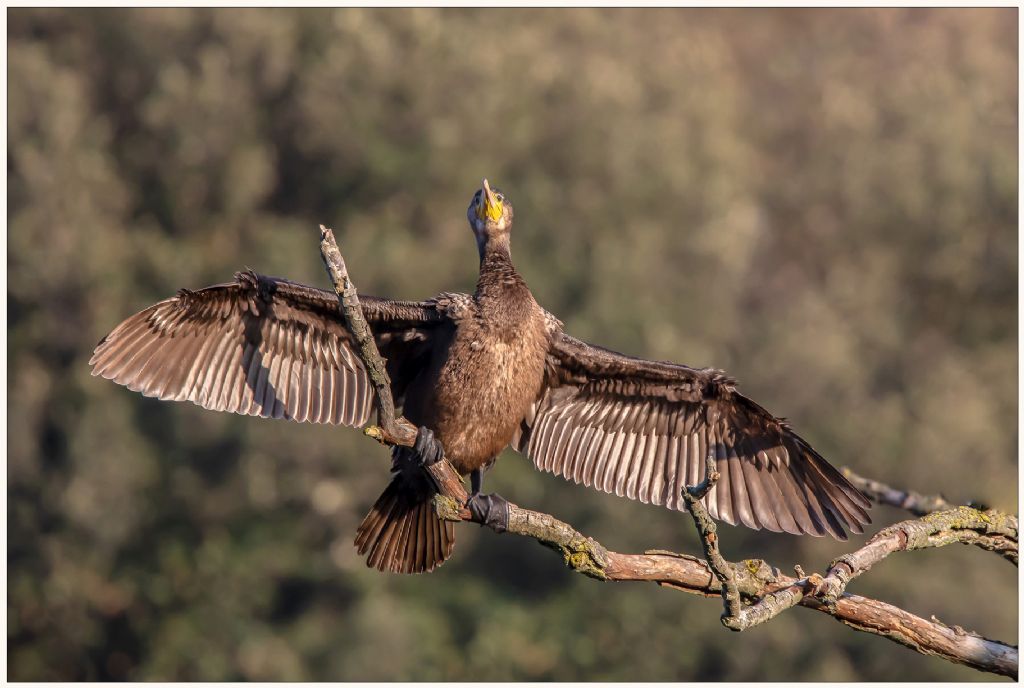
[
  {"x1": 467, "y1": 492, "x2": 510, "y2": 533},
  {"x1": 391, "y1": 426, "x2": 446, "y2": 472},
  {"x1": 413, "y1": 426, "x2": 445, "y2": 467}
]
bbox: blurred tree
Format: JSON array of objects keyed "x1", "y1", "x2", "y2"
[{"x1": 7, "y1": 7, "x2": 1017, "y2": 681}]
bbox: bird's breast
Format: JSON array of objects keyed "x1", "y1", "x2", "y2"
[{"x1": 414, "y1": 309, "x2": 551, "y2": 474}]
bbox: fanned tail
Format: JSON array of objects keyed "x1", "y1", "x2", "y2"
[{"x1": 354, "y1": 465, "x2": 456, "y2": 574}]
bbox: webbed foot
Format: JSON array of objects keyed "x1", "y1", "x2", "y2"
[
  {"x1": 467, "y1": 492, "x2": 510, "y2": 533},
  {"x1": 392, "y1": 426, "x2": 446, "y2": 472},
  {"x1": 413, "y1": 426, "x2": 445, "y2": 467}
]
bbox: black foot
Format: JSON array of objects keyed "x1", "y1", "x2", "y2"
[
  {"x1": 414, "y1": 426, "x2": 445, "y2": 467},
  {"x1": 467, "y1": 493, "x2": 510, "y2": 533},
  {"x1": 394, "y1": 426, "x2": 446, "y2": 471}
]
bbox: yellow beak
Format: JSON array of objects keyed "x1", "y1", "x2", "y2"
[{"x1": 479, "y1": 178, "x2": 503, "y2": 222}]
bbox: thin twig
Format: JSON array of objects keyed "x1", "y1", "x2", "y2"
[
  {"x1": 679, "y1": 450, "x2": 742, "y2": 623},
  {"x1": 680, "y1": 450, "x2": 809, "y2": 631},
  {"x1": 841, "y1": 466, "x2": 956, "y2": 515},
  {"x1": 319, "y1": 225, "x2": 415, "y2": 446},
  {"x1": 318, "y1": 225, "x2": 468, "y2": 503}
]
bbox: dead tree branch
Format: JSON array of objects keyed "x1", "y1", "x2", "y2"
[
  {"x1": 679, "y1": 451, "x2": 742, "y2": 624},
  {"x1": 681, "y1": 449, "x2": 809, "y2": 630},
  {"x1": 318, "y1": 226, "x2": 1018, "y2": 680},
  {"x1": 841, "y1": 467, "x2": 1018, "y2": 567},
  {"x1": 841, "y1": 466, "x2": 957, "y2": 515},
  {"x1": 319, "y1": 225, "x2": 468, "y2": 503},
  {"x1": 815, "y1": 507, "x2": 1018, "y2": 604},
  {"x1": 452, "y1": 498, "x2": 1019, "y2": 678}
]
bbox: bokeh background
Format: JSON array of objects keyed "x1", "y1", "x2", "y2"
[{"x1": 7, "y1": 7, "x2": 1018, "y2": 681}]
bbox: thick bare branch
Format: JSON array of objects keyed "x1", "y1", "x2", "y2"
[{"x1": 439, "y1": 496, "x2": 1017, "y2": 678}]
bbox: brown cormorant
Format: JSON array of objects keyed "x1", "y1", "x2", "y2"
[{"x1": 90, "y1": 180, "x2": 871, "y2": 574}]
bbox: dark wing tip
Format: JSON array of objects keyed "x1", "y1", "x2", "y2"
[
  {"x1": 794, "y1": 446, "x2": 873, "y2": 540},
  {"x1": 725, "y1": 393, "x2": 873, "y2": 540}
]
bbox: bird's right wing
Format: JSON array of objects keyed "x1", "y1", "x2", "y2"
[{"x1": 90, "y1": 270, "x2": 459, "y2": 427}]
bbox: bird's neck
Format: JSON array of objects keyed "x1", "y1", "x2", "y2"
[{"x1": 476, "y1": 237, "x2": 526, "y2": 299}]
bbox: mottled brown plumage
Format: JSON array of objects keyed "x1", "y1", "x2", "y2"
[
  {"x1": 91, "y1": 180, "x2": 870, "y2": 575},
  {"x1": 406, "y1": 246, "x2": 551, "y2": 475}
]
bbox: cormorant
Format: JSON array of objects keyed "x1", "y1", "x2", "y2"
[{"x1": 91, "y1": 180, "x2": 871, "y2": 574}]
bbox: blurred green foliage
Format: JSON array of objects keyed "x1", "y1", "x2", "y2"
[{"x1": 7, "y1": 7, "x2": 1017, "y2": 681}]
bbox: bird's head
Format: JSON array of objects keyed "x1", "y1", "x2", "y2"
[{"x1": 467, "y1": 178, "x2": 514, "y2": 254}]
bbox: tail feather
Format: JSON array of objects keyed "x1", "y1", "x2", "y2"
[{"x1": 355, "y1": 469, "x2": 455, "y2": 574}]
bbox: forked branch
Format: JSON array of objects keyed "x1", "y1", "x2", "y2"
[{"x1": 681, "y1": 450, "x2": 809, "y2": 631}]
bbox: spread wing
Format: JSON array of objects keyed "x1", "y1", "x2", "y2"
[
  {"x1": 512, "y1": 332, "x2": 871, "y2": 539},
  {"x1": 90, "y1": 270, "x2": 454, "y2": 427}
]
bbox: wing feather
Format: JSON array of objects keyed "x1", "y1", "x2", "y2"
[
  {"x1": 513, "y1": 328, "x2": 871, "y2": 539},
  {"x1": 90, "y1": 271, "x2": 450, "y2": 429}
]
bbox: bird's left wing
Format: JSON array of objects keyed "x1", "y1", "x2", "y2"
[
  {"x1": 511, "y1": 331, "x2": 871, "y2": 539},
  {"x1": 91, "y1": 270, "x2": 457, "y2": 427}
]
